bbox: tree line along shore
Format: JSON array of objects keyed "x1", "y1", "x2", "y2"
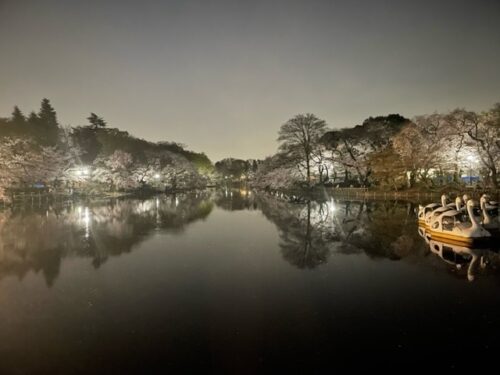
[{"x1": 1, "y1": 99, "x2": 499, "y2": 203}]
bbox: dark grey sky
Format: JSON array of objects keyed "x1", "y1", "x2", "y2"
[{"x1": 1, "y1": 0, "x2": 499, "y2": 161}]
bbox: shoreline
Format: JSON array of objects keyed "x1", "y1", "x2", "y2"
[
  {"x1": 324, "y1": 187, "x2": 500, "y2": 202},
  {"x1": 2, "y1": 185, "x2": 499, "y2": 208}
]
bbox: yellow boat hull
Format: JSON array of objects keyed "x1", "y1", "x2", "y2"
[{"x1": 418, "y1": 224, "x2": 488, "y2": 246}]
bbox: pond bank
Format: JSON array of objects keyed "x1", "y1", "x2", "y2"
[{"x1": 325, "y1": 187, "x2": 500, "y2": 202}]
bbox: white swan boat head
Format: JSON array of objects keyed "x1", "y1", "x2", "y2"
[
  {"x1": 480, "y1": 195, "x2": 499, "y2": 230},
  {"x1": 418, "y1": 203, "x2": 440, "y2": 222},
  {"x1": 425, "y1": 205, "x2": 454, "y2": 226},
  {"x1": 421, "y1": 194, "x2": 459, "y2": 224},
  {"x1": 463, "y1": 194, "x2": 469, "y2": 204}
]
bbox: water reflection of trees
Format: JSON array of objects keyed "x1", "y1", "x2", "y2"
[
  {"x1": 0, "y1": 192, "x2": 213, "y2": 286},
  {"x1": 257, "y1": 194, "x2": 426, "y2": 269},
  {"x1": 339, "y1": 200, "x2": 421, "y2": 260},
  {"x1": 2, "y1": 190, "x2": 496, "y2": 283},
  {"x1": 213, "y1": 188, "x2": 258, "y2": 211},
  {"x1": 257, "y1": 197, "x2": 336, "y2": 268}
]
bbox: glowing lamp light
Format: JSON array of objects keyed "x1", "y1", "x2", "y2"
[
  {"x1": 154, "y1": 173, "x2": 160, "y2": 179},
  {"x1": 75, "y1": 167, "x2": 90, "y2": 177}
]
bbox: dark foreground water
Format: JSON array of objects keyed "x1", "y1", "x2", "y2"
[{"x1": 0, "y1": 190, "x2": 499, "y2": 373}]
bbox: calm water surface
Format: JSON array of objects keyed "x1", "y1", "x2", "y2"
[{"x1": 0, "y1": 190, "x2": 499, "y2": 372}]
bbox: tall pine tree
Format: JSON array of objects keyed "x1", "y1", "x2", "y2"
[
  {"x1": 11, "y1": 106, "x2": 26, "y2": 125},
  {"x1": 36, "y1": 98, "x2": 60, "y2": 145},
  {"x1": 27, "y1": 111, "x2": 38, "y2": 122},
  {"x1": 38, "y1": 98, "x2": 58, "y2": 127},
  {"x1": 87, "y1": 113, "x2": 107, "y2": 129}
]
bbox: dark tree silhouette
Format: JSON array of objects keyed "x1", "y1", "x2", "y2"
[
  {"x1": 36, "y1": 98, "x2": 60, "y2": 145},
  {"x1": 11, "y1": 106, "x2": 26, "y2": 125},
  {"x1": 215, "y1": 158, "x2": 249, "y2": 179},
  {"x1": 27, "y1": 111, "x2": 38, "y2": 123},
  {"x1": 87, "y1": 112, "x2": 107, "y2": 129},
  {"x1": 38, "y1": 98, "x2": 58, "y2": 127},
  {"x1": 71, "y1": 126, "x2": 102, "y2": 164}
]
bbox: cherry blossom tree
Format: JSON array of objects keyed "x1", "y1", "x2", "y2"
[
  {"x1": 0, "y1": 139, "x2": 72, "y2": 190},
  {"x1": 253, "y1": 154, "x2": 302, "y2": 190},
  {"x1": 93, "y1": 150, "x2": 136, "y2": 190}
]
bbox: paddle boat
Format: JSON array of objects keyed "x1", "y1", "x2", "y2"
[
  {"x1": 418, "y1": 194, "x2": 454, "y2": 224},
  {"x1": 480, "y1": 194, "x2": 499, "y2": 215},
  {"x1": 417, "y1": 202, "x2": 440, "y2": 223},
  {"x1": 423, "y1": 194, "x2": 456, "y2": 227},
  {"x1": 480, "y1": 195, "x2": 499, "y2": 230},
  {"x1": 424, "y1": 200, "x2": 491, "y2": 244},
  {"x1": 481, "y1": 193, "x2": 499, "y2": 207}
]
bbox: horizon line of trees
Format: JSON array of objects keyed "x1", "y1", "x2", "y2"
[
  {"x1": 2, "y1": 98, "x2": 499, "y2": 200},
  {"x1": 0, "y1": 99, "x2": 214, "y2": 200},
  {"x1": 252, "y1": 103, "x2": 500, "y2": 190}
]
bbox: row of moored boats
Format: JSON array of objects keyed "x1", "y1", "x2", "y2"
[{"x1": 417, "y1": 194, "x2": 499, "y2": 244}]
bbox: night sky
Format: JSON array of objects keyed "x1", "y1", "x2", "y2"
[{"x1": 1, "y1": 0, "x2": 499, "y2": 161}]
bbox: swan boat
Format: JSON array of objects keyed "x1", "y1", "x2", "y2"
[
  {"x1": 480, "y1": 195, "x2": 499, "y2": 230},
  {"x1": 421, "y1": 200, "x2": 491, "y2": 245},
  {"x1": 418, "y1": 194, "x2": 457, "y2": 225}
]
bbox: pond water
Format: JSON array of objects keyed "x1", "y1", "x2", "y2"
[{"x1": 0, "y1": 190, "x2": 499, "y2": 372}]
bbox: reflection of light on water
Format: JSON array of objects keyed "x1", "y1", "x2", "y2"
[
  {"x1": 156, "y1": 198, "x2": 161, "y2": 227},
  {"x1": 136, "y1": 201, "x2": 154, "y2": 213},
  {"x1": 329, "y1": 199, "x2": 336, "y2": 213},
  {"x1": 83, "y1": 207, "x2": 90, "y2": 224},
  {"x1": 175, "y1": 197, "x2": 179, "y2": 207},
  {"x1": 84, "y1": 207, "x2": 90, "y2": 238},
  {"x1": 77, "y1": 206, "x2": 91, "y2": 238}
]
